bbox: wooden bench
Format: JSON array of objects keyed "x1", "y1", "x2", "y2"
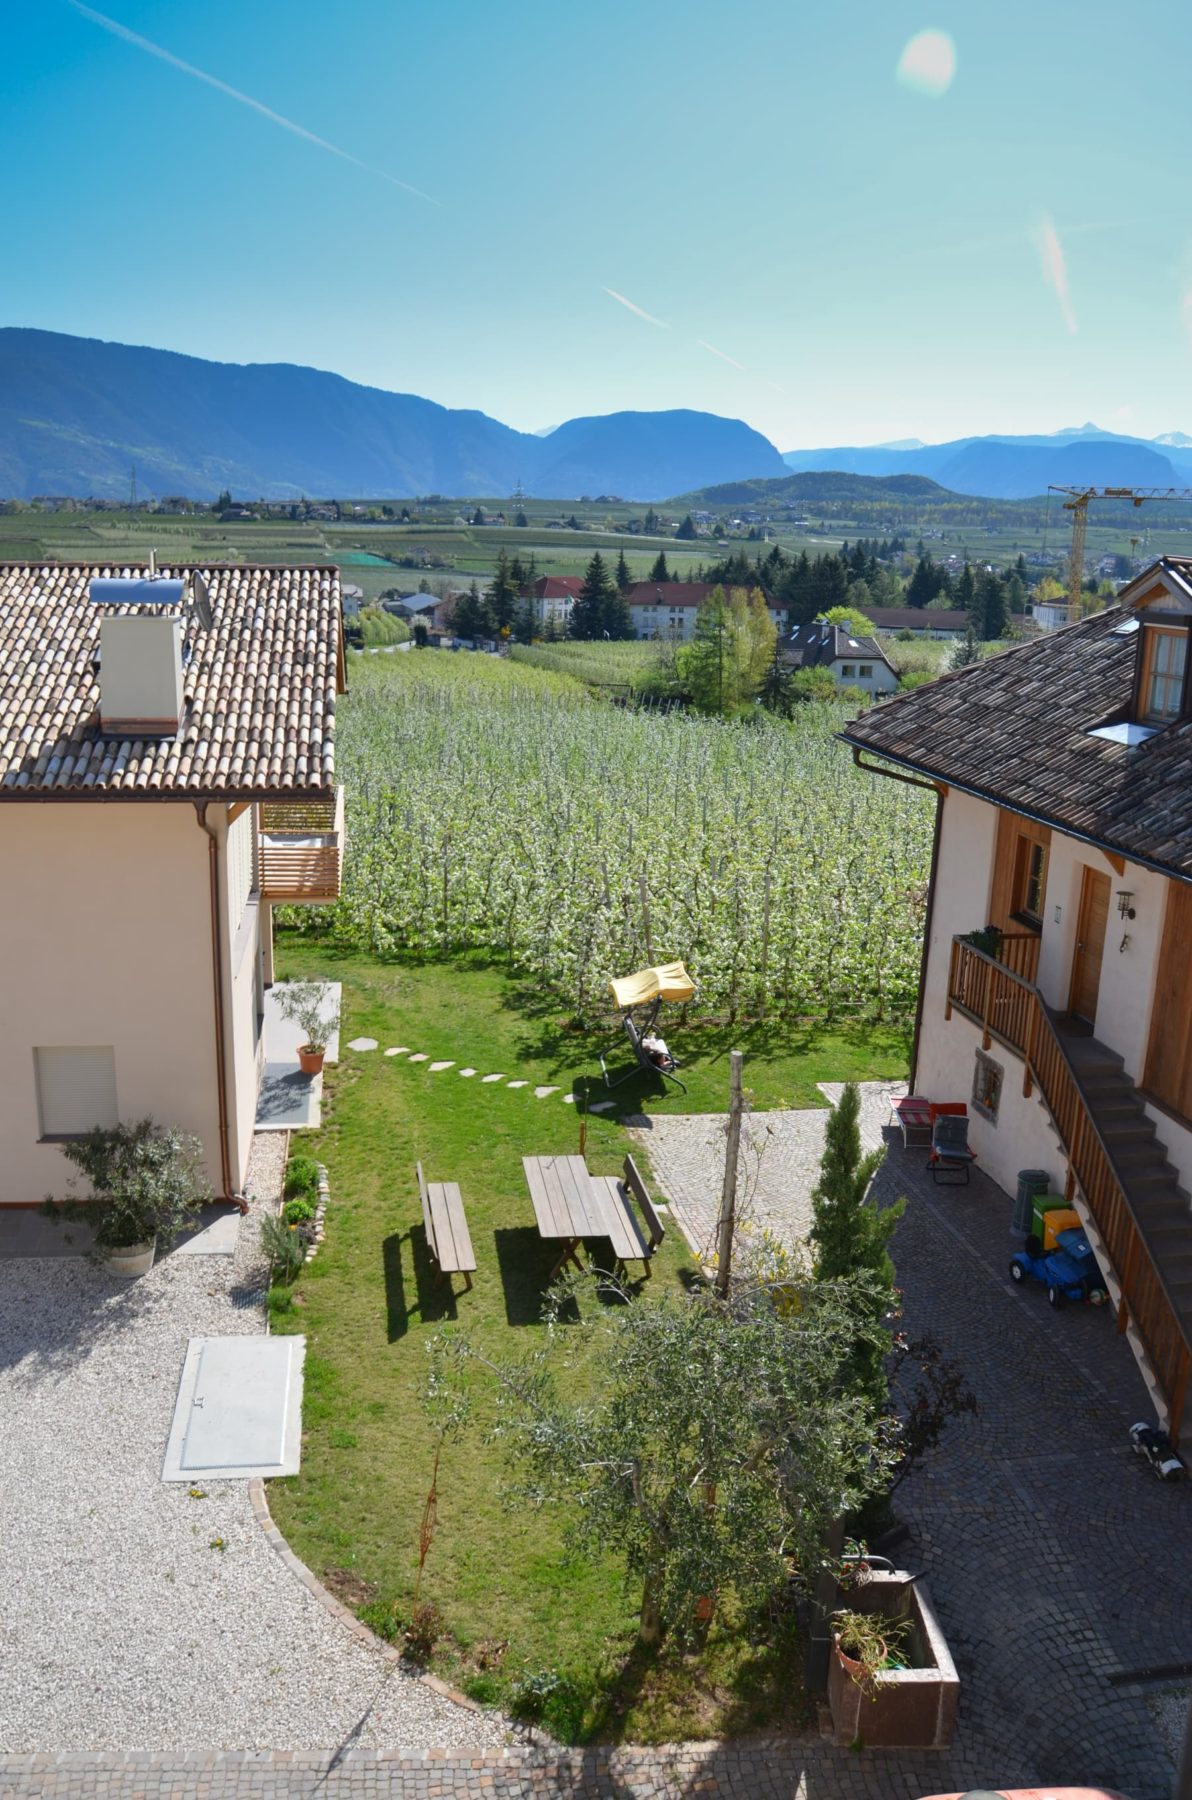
[
  {"x1": 590, "y1": 1154, "x2": 666, "y2": 1279},
  {"x1": 416, "y1": 1161, "x2": 477, "y2": 1292}
]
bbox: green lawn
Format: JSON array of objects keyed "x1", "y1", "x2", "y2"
[{"x1": 265, "y1": 942, "x2": 910, "y2": 1741}]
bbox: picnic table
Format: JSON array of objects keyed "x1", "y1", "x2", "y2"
[
  {"x1": 522, "y1": 1153, "x2": 666, "y2": 1281},
  {"x1": 523, "y1": 1154, "x2": 609, "y2": 1279}
]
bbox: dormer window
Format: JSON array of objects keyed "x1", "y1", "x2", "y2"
[{"x1": 1138, "y1": 624, "x2": 1189, "y2": 725}]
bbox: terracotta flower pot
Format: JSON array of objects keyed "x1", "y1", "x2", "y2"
[
  {"x1": 297, "y1": 1046, "x2": 325, "y2": 1076},
  {"x1": 834, "y1": 1632, "x2": 887, "y2": 1685}
]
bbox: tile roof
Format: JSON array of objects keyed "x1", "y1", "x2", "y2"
[
  {"x1": 841, "y1": 599, "x2": 1192, "y2": 880},
  {"x1": 527, "y1": 576, "x2": 583, "y2": 598},
  {"x1": 625, "y1": 582, "x2": 721, "y2": 609},
  {"x1": 782, "y1": 621, "x2": 893, "y2": 670},
  {"x1": 0, "y1": 563, "x2": 342, "y2": 797},
  {"x1": 862, "y1": 607, "x2": 970, "y2": 633}
]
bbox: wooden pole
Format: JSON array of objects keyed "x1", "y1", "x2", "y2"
[{"x1": 716, "y1": 1051, "x2": 745, "y2": 1298}]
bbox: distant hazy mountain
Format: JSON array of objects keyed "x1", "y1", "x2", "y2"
[
  {"x1": 0, "y1": 328, "x2": 790, "y2": 502},
  {"x1": 781, "y1": 424, "x2": 1192, "y2": 498}
]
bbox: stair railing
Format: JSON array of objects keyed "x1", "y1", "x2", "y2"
[{"x1": 947, "y1": 935, "x2": 1191, "y2": 1438}]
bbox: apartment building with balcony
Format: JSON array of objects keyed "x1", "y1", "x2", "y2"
[
  {"x1": 844, "y1": 556, "x2": 1192, "y2": 1440},
  {"x1": 0, "y1": 562, "x2": 345, "y2": 1209}
]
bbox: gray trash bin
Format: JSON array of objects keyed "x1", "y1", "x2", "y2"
[{"x1": 1014, "y1": 1168, "x2": 1052, "y2": 1236}]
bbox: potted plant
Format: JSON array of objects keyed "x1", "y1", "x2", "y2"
[
  {"x1": 42, "y1": 1118, "x2": 210, "y2": 1276},
  {"x1": 832, "y1": 1606, "x2": 908, "y2": 1696},
  {"x1": 277, "y1": 979, "x2": 335, "y2": 1075},
  {"x1": 960, "y1": 923, "x2": 1003, "y2": 958}
]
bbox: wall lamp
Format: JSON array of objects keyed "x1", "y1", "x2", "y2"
[{"x1": 1116, "y1": 890, "x2": 1136, "y2": 921}]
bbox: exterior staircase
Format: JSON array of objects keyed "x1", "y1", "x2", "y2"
[
  {"x1": 947, "y1": 936, "x2": 1192, "y2": 1440},
  {"x1": 1056, "y1": 1027, "x2": 1192, "y2": 1380}
]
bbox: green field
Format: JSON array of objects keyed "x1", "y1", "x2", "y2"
[{"x1": 6, "y1": 488, "x2": 1191, "y2": 594}]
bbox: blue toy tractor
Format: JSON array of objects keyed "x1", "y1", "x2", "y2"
[{"x1": 1009, "y1": 1226, "x2": 1108, "y2": 1308}]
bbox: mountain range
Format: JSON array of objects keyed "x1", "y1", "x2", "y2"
[
  {"x1": 0, "y1": 329, "x2": 789, "y2": 503},
  {"x1": 5, "y1": 327, "x2": 1192, "y2": 506},
  {"x1": 781, "y1": 423, "x2": 1192, "y2": 499}
]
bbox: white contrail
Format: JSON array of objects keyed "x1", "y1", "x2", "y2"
[
  {"x1": 602, "y1": 287, "x2": 670, "y2": 328},
  {"x1": 68, "y1": 1, "x2": 438, "y2": 204},
  {"x1": 1033, "y1": 213, "x2": 1077, "y2": 334},
  {"x1": 698, "y1": 339, "x2": 746, "y2": 371}
]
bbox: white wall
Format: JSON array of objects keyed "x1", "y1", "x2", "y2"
[
  {"x1": 832, "y1": 658, "x2": 899, "y2": 695},
  {"x1": 918, "y1": 790, "x2": 1192, "y2": 1193},
  {"x1": 0, "y1": 803, "x2": 222, "y2": 1205},
  {"x1": 216, "y1": 803, "x2": 265, "y2": 1193}
]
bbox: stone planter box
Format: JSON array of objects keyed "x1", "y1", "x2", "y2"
[{"x1": 827, "y1": 1570, "x2": 959, "y2": 1749}]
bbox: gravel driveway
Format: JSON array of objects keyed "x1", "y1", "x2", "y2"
[{"x1": 0, "y1": 1135, "x2": 504, "y2": 1755}]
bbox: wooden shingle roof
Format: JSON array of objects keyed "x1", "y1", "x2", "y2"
[
  {"x1": 0, "y1": 562, "x2": 342, "y2": 797},
  {"x1": 841, "y1": 604, "x2": 1192, "y2": 880}
]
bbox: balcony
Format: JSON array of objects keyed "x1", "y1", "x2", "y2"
[
  {"x1": 258, "y1": 786, "x2": 344, "y2": 903},
  {"x1": 947, "y1": 934, "x2": 1191, "y2": 1440}
]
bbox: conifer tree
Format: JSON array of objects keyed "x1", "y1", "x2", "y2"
[
  {"x1": 615, "y1": 547, "x2": 632, "y2": 594},
  {"x1": 810, "y1": 1083, "x2": 903, "y2": 1407},
  {"x1": 649, "y1": 550, "x2": 671, "y2": 583},
  {"x1": 570, "y1": 551, "x2": 616, "y2": 640}
]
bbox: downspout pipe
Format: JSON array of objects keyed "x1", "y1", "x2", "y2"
[
  {"x1": 194, "y1": 802, "x2": 245, "y2": 1213},
  {"x1": 849, "y1": 748, "x2": 945, "y2": 1095}
]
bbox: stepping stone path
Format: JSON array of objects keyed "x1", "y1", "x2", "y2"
[
  {"x1": 407, "y1": 1053, "x2": 428, "y2": 1064},
  {"x1": 534, "y1": 1086, "x2": 558, "y2": 1099},
  {"x1": 347, "y1": 1037, "x2": 378, "y2": 1052},
  {"x1": 459, "y1": 1068, "x2": 477, "y2": 1077},
  {"x1": 507, "y1": 1080, "x2": 528, "y2": 1089},
  {"x1": 429, "y1": 1061, "x2": 455, "y2": 1073},
  {"x1": 384, "y1": 1047, "x2": 410, "y2": 1057},
  {"x1": 588, "y1": 1101, "x2": 615, "y2": 1113},
  {"x1": 563, "y1": 1094, "x2": 577, "y2": 1104},
  {"x1": 481, "y1": 1073, "x2": 505, "y2": 1083}
]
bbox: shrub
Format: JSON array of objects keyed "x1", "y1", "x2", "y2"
[
  {"x1": 260, "y1": 1213, "x2": 306, "y2": 1281},
  {"x1": 509, "y1": 1668, "x2": 590, "y2": 1739},
  {"x1": 462, "y1": 1672, "x2": 502, "y2": 1707},
  {"x1": 284, "y1": 1156, "x2": 321, "y2": 1202},
  {"x1": 403, "y1": 1602, "x2": 443, "y2": 1665},
  {"x1": 267, "y1": 1284, "x2": 295, "y2": 1316},
  {"x1": 42, "y1": 1118, "x2": 209, "y2": 1256},
  {"x1": 283, "y1": 1195, "x2": 317, "y2": 1226},
  {"x1": 899, "y1": 669, "x2": 935, "y2": 690}
]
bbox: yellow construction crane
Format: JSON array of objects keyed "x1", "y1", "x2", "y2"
[{"x1": 1049, "y1": 484, "x2": 1192, "y2": 619}]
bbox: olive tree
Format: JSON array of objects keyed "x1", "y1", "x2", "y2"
[{"x1": 428, "y1": 1276, "x2": 894, "y2": 1646}]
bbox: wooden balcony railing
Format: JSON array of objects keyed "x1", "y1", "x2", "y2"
[
  {"x1": 259, "y1": 785, "x2": 344, "y2": 903},
  {"x1": 997, "y1": 929, "x2": 1042, "y2": 984},
  {"x1": 947, "y1": 935, "x2": 1191, "y2": 1439}
]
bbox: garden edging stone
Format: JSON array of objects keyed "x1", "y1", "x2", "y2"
[{"x1": 247, "y1": 1477, "x2": 487, "y2": 1719}]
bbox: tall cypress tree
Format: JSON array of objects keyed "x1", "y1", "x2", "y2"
[{"x1": 810, "y1": 1083, "x2": 903, "y2": 1407}]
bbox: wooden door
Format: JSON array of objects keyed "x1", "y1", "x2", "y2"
[
  {"x1": 1069, "y1": 867, "x2": 1111, "y2": 1024},
  {"x1": 1144, "y1": 881, "x2": 1192, "y2": 1121}
]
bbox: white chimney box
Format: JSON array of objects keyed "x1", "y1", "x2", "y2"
[{"x1": 99, "y1": 612, "x2": 184, "y2": 735}]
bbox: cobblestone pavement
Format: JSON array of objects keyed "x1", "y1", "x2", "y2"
[
  {"x1": 0, "y1": 1741, "x2": 1010, "y2": 1800},
  {"x1": 4, "y1": 1114, "x2": 1190, "y2": 1798},
  {"x1": 630, "y1": 1082, "x2": 903, "y2": 1263}
]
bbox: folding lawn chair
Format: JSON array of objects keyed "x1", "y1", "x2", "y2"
[{"x1": 926, "y1": 1103, "x2": 977, "y2": 1184}]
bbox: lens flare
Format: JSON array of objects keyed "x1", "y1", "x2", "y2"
[{"x1": 896, "y1": 29, "x2": 957, "y2": 97}]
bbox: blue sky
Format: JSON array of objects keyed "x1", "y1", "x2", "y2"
[{"x1": 5, "y1": 0, "x2": 1192, "y2": 448}]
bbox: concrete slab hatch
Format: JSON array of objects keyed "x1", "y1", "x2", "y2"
[{"x1": 162, "y1": 1336, "x2": 305, "y2": 1481}]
